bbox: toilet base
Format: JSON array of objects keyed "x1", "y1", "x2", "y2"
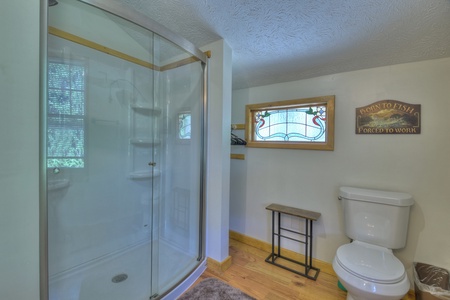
[
  {"x1": 333, "y1": 256, "x2": 409, "y2": 300},
  {"x1": 345, "y1": 291, "x2": 402, "y2": 300}
]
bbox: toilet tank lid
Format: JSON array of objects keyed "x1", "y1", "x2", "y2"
[{"x1": 339, "y1": 187, "x2": 414, "y2": 206}]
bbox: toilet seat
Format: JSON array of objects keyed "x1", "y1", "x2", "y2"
[{"x1": 335, "y1": 241, "x2": 405, "y2": 284}]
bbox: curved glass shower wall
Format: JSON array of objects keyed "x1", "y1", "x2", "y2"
[{"x1": 43, "y1": 0, "x2": 206, "y2": 299}]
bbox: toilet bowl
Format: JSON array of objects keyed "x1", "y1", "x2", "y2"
[
  {"x1": 333, "y1": 241, "x2": 410, "y2": 300},
  {"x1": 333, "y1": 187, "x2": 414, "y2": 300}
]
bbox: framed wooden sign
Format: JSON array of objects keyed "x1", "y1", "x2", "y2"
[{"x1": 356, "y1": 100, "x2": 421, "y2": 134}]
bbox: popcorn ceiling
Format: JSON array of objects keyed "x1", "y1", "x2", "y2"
[{"x1": 123, "y1": 0, "x2": 450, "y2": 88}]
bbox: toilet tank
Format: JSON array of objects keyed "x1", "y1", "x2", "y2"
[{"x1": 339, "y1": 186, "x2": 414, "y2": 249}]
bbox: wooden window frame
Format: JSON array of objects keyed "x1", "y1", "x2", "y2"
[{"x1": 245, "y1": 95, "x2": 335, "y2": 150}]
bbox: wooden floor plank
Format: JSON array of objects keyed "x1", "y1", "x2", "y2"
[{"x1": 190, "y1": 238, "x2": 416, "y2": 300}]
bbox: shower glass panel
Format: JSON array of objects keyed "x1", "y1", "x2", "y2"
[{"x1": 45, "y1": 1, "x2": 205, "y2": 299}]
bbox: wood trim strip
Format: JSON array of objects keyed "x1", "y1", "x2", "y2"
[
  {"x1": 206, "y1": 256, "x2": 232, "y2": 274},
  {"x1": 48, "y1": 26, "x2": 159, "y2": 70},
  {"x1": 231, "y1": 124, "x2": 245, "y2": 130},
  {"x1": 160, "y1": 56, "x2": 200, "y2": 71},
  {"x1": 229, "y1": 230, "x2": 335, "y2": 276},
  {"x1": 48, "y1": 27, "x2": 210, "y2": 71},
  {"x1": 230, "y1": 154, "x2": 245, "y2": 160},
  {"x1": 160, "y1": 50, "x2": 210, "y2": 71}
]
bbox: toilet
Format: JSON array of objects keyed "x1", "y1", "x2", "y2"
[{"x1": 332, "y1": 186, "x2": 414, "y2": 300}]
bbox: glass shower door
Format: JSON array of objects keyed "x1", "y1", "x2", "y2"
[
  {"x1": 47, "y1": 1, "x2": 156, "y2": 299},
  {"x1": 150, "y1": 35, "x2": 204, "y2": 297},
  {"x1": 46, "y1": 1, "x2": 205, "y2": 299}
]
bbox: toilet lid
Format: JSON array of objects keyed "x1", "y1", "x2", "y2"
[{"x1": 336, "y1": 241, "x2": 405, "y2": 284}]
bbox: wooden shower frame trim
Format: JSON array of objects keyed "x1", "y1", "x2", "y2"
[{"x1": 48, "y1": 26, "x2": 210, "y2": 71}]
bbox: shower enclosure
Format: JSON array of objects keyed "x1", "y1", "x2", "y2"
[{"x1": 41, "y1": 0, "x2": 207, "y2": 299}]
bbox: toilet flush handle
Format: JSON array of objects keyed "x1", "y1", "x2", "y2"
[{"x1": 338, "y1": 196, "x2": 342, "y2": 200}]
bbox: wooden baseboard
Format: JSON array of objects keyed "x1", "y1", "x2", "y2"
[
  {"x1": 229, "y1": 230, "x2": 336, "y2": 276},
  {"x1": 206, "y1": 255, "x2": 232, "y2": 274}
]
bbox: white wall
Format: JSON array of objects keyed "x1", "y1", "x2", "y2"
[
  {"x1": 47, "y1": 35, "x2": 158, "y2": 275},
  {"x1": 49, "y1": 0, "x2": 152, "y2": 64},
  {"x1": 203, "y1": 40, "x2": 233, "y2": 263},
  {"x1": 230, "y1": 58, "x2": 450, "y2": 280},
  {"x1": 3, "y1": 2, "x2": 447, "y2": 298},
  {"x1": 161, "y1": 62, "x2": 205, "y2": 255},
  {"x1": 0, "y1": 1, "x2": 40, "y2": 299},
  {"x1": 0, "y1": 2, "x2": 226, "y2": 298}
]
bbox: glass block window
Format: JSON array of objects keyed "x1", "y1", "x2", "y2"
[
  {"x1": 245, "y1": 96, "x2": 335, "y2": 150},
  {"x1": 178, "y1": 112, "x2": 191, "y2": 140},
  {"x1": 47, "y1": 61, "x2": 86, "y2": 168}
]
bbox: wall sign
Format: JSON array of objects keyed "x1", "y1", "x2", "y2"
[{"x1": 356, "y1": 100, "x2": 421, "y2": 134}]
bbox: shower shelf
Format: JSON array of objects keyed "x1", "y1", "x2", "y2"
[
  {"x1": 130, "y1": 103, "x2": 161, "y2": 115},
  {"x1": 48, "y1": 179, "x2": 70, "y2": 191},
  {"x1": 130, "y1": 138, "x2": 161, "y2": 145},
  {"x1": 129, "y1": 100, "x2": 161, "y2": 179},
  {"x1": 129, "y1": 169, "x2": 161, "y2": 179}
]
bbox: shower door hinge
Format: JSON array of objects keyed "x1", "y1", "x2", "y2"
[{"x1": 148, "y1": 162, "x2": 156, "y2": 166}]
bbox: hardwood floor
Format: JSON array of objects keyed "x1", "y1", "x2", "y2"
[{"x1": 192, "y1": 238, "x2": 415, "y2": 300}]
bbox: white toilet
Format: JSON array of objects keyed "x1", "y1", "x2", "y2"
[{"x1": 332, "y1": 186, "x2": 414, "y2": 300}]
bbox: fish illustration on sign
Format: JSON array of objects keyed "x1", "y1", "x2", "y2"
[{"x1": 356, "y1": 100, "x2": 421, "y2": 134}]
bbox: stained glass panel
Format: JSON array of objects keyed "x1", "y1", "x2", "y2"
[
  {"x1": 246, "y1": 96, "x2": 334, "y2": 150},
  {"x1": 254, "y1": 106, "x2": 327, "y2": 142}
]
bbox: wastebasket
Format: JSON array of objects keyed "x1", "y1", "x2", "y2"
[{"x1": 414, "y1": 262, "x2": 450, "y2": 300}]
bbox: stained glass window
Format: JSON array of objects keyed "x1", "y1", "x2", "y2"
[
  {"x1": 178, "y1": 112, "x2": 191, "y2": 140},
  {"x1": 47, "y1": 61, "x2": 86, "y2": 168},
  {"x1": 245, "y1": 96, "x2": 335, "y2": 150}
]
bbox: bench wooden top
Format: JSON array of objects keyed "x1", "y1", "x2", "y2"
[{"x1": 266, "y1": 203, "x2": 321, "y2": 221}]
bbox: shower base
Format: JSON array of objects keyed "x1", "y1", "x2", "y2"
[{"x1": 49, "y1": 239, "x2": 200, "y2": 300}]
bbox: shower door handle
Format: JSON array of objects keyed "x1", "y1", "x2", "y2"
[{"x1": 148, "y1": 162, "x2": 156, "y2": 166}]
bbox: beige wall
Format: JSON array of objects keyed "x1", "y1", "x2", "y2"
[{"x1": 230, "y1": 58, "x2": 450, "y2": 283}]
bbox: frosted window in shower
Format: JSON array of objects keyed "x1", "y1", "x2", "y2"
[
  {"x1": 47, "y1": 61, "x2": 86, "y2": 168},
  {"x1": 178, "y1": 112, "x2": 191, "y2": 140}
]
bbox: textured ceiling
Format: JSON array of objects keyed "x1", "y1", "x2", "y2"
[{"x1": 122, "y1": 0, "x2": 450, "y2": 89}]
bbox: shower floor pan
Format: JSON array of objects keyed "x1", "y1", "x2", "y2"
[{"x1": 49, "y1": 240, "x2": 197, "y2": 300}]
